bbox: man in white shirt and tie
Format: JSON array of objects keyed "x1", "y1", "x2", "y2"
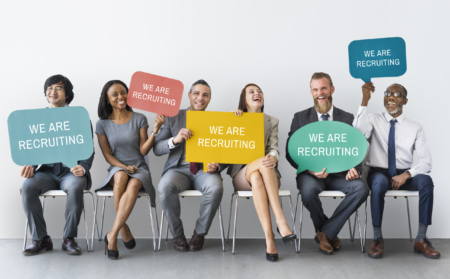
[{"x1": 353, "y1": 82, "x2": 440, "y2": 259}]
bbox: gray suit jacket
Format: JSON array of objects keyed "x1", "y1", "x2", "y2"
[
  {"x1": 226, "y1": 113, "x2": 281, "y2": 178},
  {"x1": 153, "y1": 108, "x2": 226, "y2": 176},
  {"x1": 285, "y1": 106, "x2": 363, "y2": 175}
]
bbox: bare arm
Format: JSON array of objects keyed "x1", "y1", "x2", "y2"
[{"x1": 140, "y1": 115, "x2": 165, "y2": 156}]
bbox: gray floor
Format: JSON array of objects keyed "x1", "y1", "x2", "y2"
[{"x1": 1, "y1": 238, "x2": 449, "y2": 279}]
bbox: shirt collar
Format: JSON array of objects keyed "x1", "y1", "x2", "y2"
[
  {"x1": 317, "y1": 106, "x2": 333, "y2": 118},
  {"x1": 382, "y1": 111, "x2": 405, "y2": 124}
]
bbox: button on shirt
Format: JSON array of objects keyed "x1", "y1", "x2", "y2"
[
  {"x1": 352, "y1": 106, "x2": 431, "y2": 177},
  {"x1": 317, "y1": 106, "x2": 334, "y2": 121}
]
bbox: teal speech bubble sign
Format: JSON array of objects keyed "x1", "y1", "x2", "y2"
[
  {"x1": 288, "y1": 121, "x2": 368, "y2": 174},
  {"x1": 7, "y1": 107, "x2": 94, "y2": 168},
  {"x1": 349, "y1": 37, "x2": 407, "y2": 82}
]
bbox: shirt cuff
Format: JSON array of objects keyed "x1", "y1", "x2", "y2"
[
  {"x1": 168, "y1": 137, "x2": 177, "y2": 150},
  {"x1": 356, "y1": 105, "x2": 366, "y2": 117},
  {"x1": 81, "y1": 166, "x2": 86, "y2": 175},
  {"x1": 268, "y1": 150, "x2": 279, "y2": 162},
  {"x1": 406, "y1": 169, "x2": 417, "y2": 178}
]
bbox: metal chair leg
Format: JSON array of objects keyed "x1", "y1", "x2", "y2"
[
  {"x1": 218, "y1": 205, "x2": 225, "y2": 252},
  {"x1": 288, "y1": 195, "x2": 298, "y2": 252},
  {"x1": 154, "y1": 207, "x2": 160, "y2": 241},
  {"x1": 87, "y1": 192, "x2": 100, "y2": 241},
  {"x1": 232, "y1": 197, "x2": 239, "y2": 255},
  {"x1": 166, "y1": 221, "x2": 169, "y2": 241},
  {"x1": 158, "y1": 211, "x2": 164, "y2": 251},
  {"x1": 23, "y1": 218, "x2": 29, "y2": 250},
  {"x1": 356, "y1": 210, "x2": 364, "y2": 253},
  {"x1": 348, "y1": 217, "x2": 353, "y2": 242},
  {"x1": 297, "y1": 200, "x2": 303, "y2": 253},
  {"x1": 227, "y1": 193, "x2": 236, "y2": 243},
  {"x1": 82, "y1": 197, "x2": 90, "y2": 252},
  {"x1": 147, "y1": 197, "x2": 156, "y2": 252},
  {"x1": 406, "y1": 197, "x2": 412, "y2": 242},
  {"x1": 92, "y1": 195, "x2": 99, "y2": 250},
  {"x1": 352, "y1": 213, "x2": 357, "y2": 241},
  {"x1": 99, "y1": 197, "x2": 106, "y2": 240},
  {"x1": 363, "y1": 200, "x2": 367, "y2": 251}
]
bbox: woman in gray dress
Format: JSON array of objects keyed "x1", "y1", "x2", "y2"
[{"x1": 96, "y1": 80, "x2": 165, "y2": 259}]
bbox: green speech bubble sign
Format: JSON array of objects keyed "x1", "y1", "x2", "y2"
[{"x1": 288, "y1": 121, "x2": 368, "y2": 174}]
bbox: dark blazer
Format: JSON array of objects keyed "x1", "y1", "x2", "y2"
[
  {"x1": 286, "y1": 106, "x2": 362, "y2": 175},
  {"x1": 32, "y1": 122, "x2": 95, "y2": 190}
]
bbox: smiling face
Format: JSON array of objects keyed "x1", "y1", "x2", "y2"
[
  {"x1": 46, "y1": 82, "x2": 67, "y2": 107},
  {"x1": 188, "y1": 84, "x2": 211, "y2": 111},
  {"x1": 310, "y1": 77, "x2": 334, "y2": 114},
  {"x1": 107, "y1": 83, "x2": 128, "y2": 110},
  {"x1": 245, "y1": 85, "x2": 264, "y2": 112},
  {"x1": 384, "y1": 84, "x2": 407, "y2": 117}
]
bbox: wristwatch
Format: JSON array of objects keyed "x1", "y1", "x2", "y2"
[{"x1": 151, "y1": 129, "x2": 161, "y2": 138}]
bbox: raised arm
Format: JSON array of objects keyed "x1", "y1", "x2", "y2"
[
  {"x1": 140, "y1": 115, "x2": 165, "y2": 156},
  {"x1": 353, "y1": 82, "x2": 375, "y2": 138}
]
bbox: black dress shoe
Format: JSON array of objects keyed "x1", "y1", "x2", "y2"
[
  {"x1": 23, "y1": 235, "x2": 53, "y2": 256},
  {"x1": 62, "y1": 237, "x2": 81, "y2": 255},
  {"x1": 123, "y1": 224, "x2": 136, "y2": 250},
  {"x1": 277, "y1": 227, "x2": 296, "y2": 244},
  {"x1": 265, "y1": 244, "x2": 279, "y2": 262},
  {"x1": 104, "y1": 233, "x2": 119, "y2": 260}
]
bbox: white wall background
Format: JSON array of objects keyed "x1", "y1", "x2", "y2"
[{"x1": 1, "y1": 0, "x2": 449, "y2": 240}]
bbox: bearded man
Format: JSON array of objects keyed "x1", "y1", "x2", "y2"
[
  {"x1": 286, "y1": 72, "x2": 369, "y2": 255},
  {"x1": 353, "y1": 82, "x2": 440, "y2": 259}
]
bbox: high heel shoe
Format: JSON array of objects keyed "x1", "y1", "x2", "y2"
[
  {"x1": 277, "y1": 227, "x2": 297, "y2": 245},
  {"x1": 122, "y1": 224, "x2": 136, "y2": 250},
  {"x1": 104, "y1": 233, "x2": 119, "y2": 260},
  {"x1": 265, "y1": 243, "x2": 279, "y2": 262}
]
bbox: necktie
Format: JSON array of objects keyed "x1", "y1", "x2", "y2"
[
  {"x1": 54, "y1": 163, "x2": 62, "y2": 176},
  {"x1": 321, "y1": 114, "x2": 329, "y2": 121},
  {"x1": 388, "y1": 119, "x2": 398, "y2": 177},
  {"x1": 190, "y1": 163, "x2": 199, "y2": 174}
]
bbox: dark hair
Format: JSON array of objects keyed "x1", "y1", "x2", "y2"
[
  {"x1": 97, "y1": 80, "x2": 133, "y2": 119},
  {"x1": 43, "y1": 75, "x2": 74, "y2": 105},
  {"x1": 238, "y1": 83, "x2": 264, "y2": 112},
  {"x1": 310, "y1": 72, "x2": 333, "y2": 88},
  {"x1": 189, "y1": 79, "x2": 211, "y2": 94}
]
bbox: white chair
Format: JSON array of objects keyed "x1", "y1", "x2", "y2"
[
  {"x1": 23, "y1": 190, "x2": 96, "y2": 252},
  {"x1": 158, "y1": 190, "x2": 225, "y2": 252},
  {"x1": 226, "y1": 190, "x2": 297, "y2": 254},
  {"x1": 93, "y1": 190, "x2": 159, "y2": 252},
  {"x1": 294, "y1": 191, "x2": 368, "y2": 253}
]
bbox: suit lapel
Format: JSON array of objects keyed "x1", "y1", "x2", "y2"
[
  {"x1": 310, "y1": 107, "x2": 319, "y2": 123},
  {"x1": 333, "y1": 106, "x2": 341, "y2": 122},
  {"x1": 264, "y1": 114, "x2": 270, "y2": 143}
]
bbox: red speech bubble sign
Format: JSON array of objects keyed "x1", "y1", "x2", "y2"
[{"x1": 127, "y1": 71, "x2": 184, "y2": 117}]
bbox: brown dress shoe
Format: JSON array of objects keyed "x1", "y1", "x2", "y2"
[
  {"x1": 62, "y1": 237, "x2": 81, "y2": 255},
  {"x1": 189, "y1": 231, "x2": 205, "y2": 252},
  {"x1": 330, "y1": 236, "x2": 342, "y2": 251},
  {"x1": 172, "y1": 233, "x2": 189, "y2": 252},
  {"x1": 368, "y1": 238, "x2": 384, "y2": 259},
  {"x1": 22, "y1": 235, "x2": 53, "y2": 256},
  {"x1": 314, "y1": 231, "x2": 333, "y2": 255},
  {"x1": 414, "y1": 239, "x2": 441, "y2": 259}
]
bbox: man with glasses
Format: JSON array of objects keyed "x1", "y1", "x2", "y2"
[
  {"x1": 20, "y1": 75, "x2": 94, "y2": 256},
  {"x1": 353, "y1": 82, "x2": 440, "y2": 259}
]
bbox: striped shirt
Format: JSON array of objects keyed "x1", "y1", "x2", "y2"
[{"x1": 352, "y1": 106, "x2": 431, "y2": 177}]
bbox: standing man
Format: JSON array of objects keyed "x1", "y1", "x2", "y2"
[
  {"x1": 286, "y1": 72, "x2": 369, "y2": 255},
  {"x1": 154, "y1": 80, "x2": 224, "y2": 252},
  {"x1": 20, "y1": 75, "x2": 94, "y2": 256},
  {"x1": 353, "y1": 82, "x2": 440, "y2": 259}
]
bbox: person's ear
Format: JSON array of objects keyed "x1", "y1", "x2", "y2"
[
  {"x1": 330, "y1": 86, "x2": 335, "y2": 95},
  {"x1": 403, "y1": 98, "x2": 408, "y2": 105}
]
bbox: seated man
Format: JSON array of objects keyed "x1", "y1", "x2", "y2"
[
  {"x1": 354, "y1": 82, "x2": 440, "y2": 259},
  {"x1": 20, "y1": 75, "x2": 94, "y2": 256},
  {"x1": 154, "y1": 79, "x2": 224, "y2": 252},
  {"x1": 286, "y1": 72, "x2": 369, "y2": 255}
]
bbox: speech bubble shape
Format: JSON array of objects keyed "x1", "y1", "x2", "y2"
[
  {"x1": 186, "y1": 111, "x2": 265, "y2": 172},
  {"x1": 349, "y1": 37, "x2": 407, "y2": 82},
  {"x1": 7, "y1": 107, "x2": 94, "y2": 168},
  {"x1": 288, "y1": 121, "x2": 368, "y2": 174},
  {"x1": 127, "y1": 71, "x2": 184, "y2": 117}
]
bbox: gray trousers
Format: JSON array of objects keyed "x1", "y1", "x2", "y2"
[
  {"x1": 297, "y1": 172, "x2": 369, "y2": 240},
  {"x1": 21, "y1": 169, "x2": 88, "y2": 240},
  {"x1": 158, "y1": 166, "x2": 223, "y2": 237}
]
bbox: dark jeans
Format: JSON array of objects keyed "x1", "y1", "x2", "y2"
[
  {"x1": 368, "y1": 169, "x2": 433, "y2": 227},
  {"x1": 297, "y1": 172, "x2": 369, "y2": 240}
]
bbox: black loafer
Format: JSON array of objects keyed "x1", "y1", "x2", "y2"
[{"x1": 22, "y1": 235, "x2": 53, "y2": 256}]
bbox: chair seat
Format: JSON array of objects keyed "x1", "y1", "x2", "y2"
[
  {"x1": 318, "y1": 191, "x2": 346, "y2": 198},
  {"x1": 385, "y1": 190, "x2": 419, "y2": 197},
  {"x1": 237, "y1": 190, "x2": 291, "y2": 198},
  {"x1": 41, "y1": 190, "x2": 91, "y2": 197},
  {"x1": 96, "y1": 190, "x2": 149, "y2": 197}
]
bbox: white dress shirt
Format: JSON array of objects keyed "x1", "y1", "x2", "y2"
[
  {"x1": 352, "y1": 106, "x2": 432, "y2": 177},
  {"x1": 317, "y1": 106, "x2": 334, "y2": 121}
]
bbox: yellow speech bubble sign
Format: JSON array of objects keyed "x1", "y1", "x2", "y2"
[{"x1": 186, "y1": 111, "x2": 265, "y2": 172}]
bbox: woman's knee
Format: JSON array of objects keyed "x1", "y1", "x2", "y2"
[{"x1": 248, "y1": 171, "x2": 263, "y2": 187}]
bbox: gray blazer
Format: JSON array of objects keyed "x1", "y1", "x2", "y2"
[
  {"x1": 226, "y1": 113, "x2": 281, "y2": 179},
  {"x1": 286, "y1": 106, "x2": 362, "y2": 175},
  {"x1": 153, "y1": 108, "x2": 226, "y2": 176}
]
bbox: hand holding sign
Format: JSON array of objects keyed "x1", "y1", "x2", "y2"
[
  {"x1": 8, "y1": 107, "x2": 94, "y2": 169},
  {"x1": 128, "y1": 71, "x2": 184, "y2": 117},
  {"x1": 288, "y1": 121, "x2": 368, "y2": 174},
  {"x1": 349, "y1": 37, "x2": 407, "y2": 83}
]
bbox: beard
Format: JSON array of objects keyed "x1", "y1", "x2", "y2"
[
  {"x1": 314, "y1": 94, "x2": 333, "y2": 114},
  {"x1": 384, "y1": 101, "x2": 403, "y2": 115}
]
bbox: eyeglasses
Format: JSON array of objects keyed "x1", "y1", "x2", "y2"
[
  {"x1": 384, "y1": 91, "x2": 404, "y2": 98},
  {"x1": 46, "y1": 86, "x2": 64, "y2": 93}
]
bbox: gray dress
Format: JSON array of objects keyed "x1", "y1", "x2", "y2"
[{"x1": 95, "y1": 112, "x2": 156, "y2": 206}]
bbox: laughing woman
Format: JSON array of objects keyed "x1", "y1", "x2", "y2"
[
  {"x1": 96, "y1": 80, "x2": 164, "y2": 259},
  {"x1": 227, "y1": 83, "x2": 296, "y2": 262}
]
